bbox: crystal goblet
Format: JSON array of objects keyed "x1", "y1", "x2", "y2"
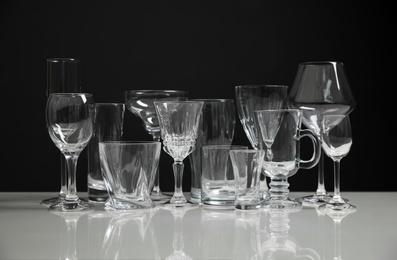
[{"x1": 154, "y1": 100, "x2": 203, "y2": 208}]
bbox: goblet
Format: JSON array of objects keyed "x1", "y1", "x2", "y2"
[
  {"x1": 318, "y1": 115, "x2": 355, "y2": 211},
  {"x1": 288, "y1": 61, "x2": 356, "y2": 206},
  {"x1": 46, "y1": 93, "x2": 95, "y2": 212},
  {"x1": 154, "y1": 100, "x2": 203, "y2": 208},
  {"x1": 42, "y1": 58, "x2": 82, "y2": 205},
  {"x1": 235, "y1": 85, "x2": 289, "y2": 199},
  {"x1": 125, "y1": 90, "x2": 188, "y2": 201}
]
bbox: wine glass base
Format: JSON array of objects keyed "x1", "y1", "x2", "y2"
[
  {"x1": 160, "y1": 200, "x2": 200, "y2": 209},
  {"x1": 150, "y1": 190, "x2": 172, "y2": 201},
  {"x1": 48, "y1": 199, "x2": 95, "y2": 212},
  {"x1": 294, "y1": 194, "x2": 333, "y2": 207},
  {"x1": 40, "y1": 195, "x2": 65, "y2": 205},
  {"x1": 260, "y1": 198, "x2": 303, "y2": 210}
]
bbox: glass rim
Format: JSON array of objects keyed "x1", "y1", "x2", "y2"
[
  {"x1": 202, "y1": 144, "x2": 248, "y2": 150},
  {"x1": 48, "y1": 93, "x2": 92, "y2": 97},
  {"x1": 99, "y1": 141, "x2": 161, "y2": 145},
  {"x1": 153, "y1": 100, "x2": 203, "y2": 104},
  {"x1": 46, "y1": 58, "x2": 81, "y2": 62},
  {"x1": 190, "y1": 98, "x2": 234, "y2": 102},
  {"x1": 124, "y1": 89, "x2": 188, "y2": 94},
  {"x1": 95, "y1": 102, "x2": 125, "y2": 106},
  {"x1": 299, "y1": 61, "x2": 343, "y2": 66},
  {"x1": 254, "y1": 108, "x2": 300, "y2": 113}
]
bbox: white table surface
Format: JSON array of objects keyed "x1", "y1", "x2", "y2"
[{"x1": 0, "y1": 192, "x2": 396, "y2": 260}]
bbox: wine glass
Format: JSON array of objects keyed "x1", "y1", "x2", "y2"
[
  {"x1": 288, "y1": 61, "x2": 356, "y2": 206},
  {"x1": 124, "y1": 90, "x2": 188, "y2": 201},
  {"x1": 318, "y1": 115, "x2": 355, "y2": 211},
  {"x1": 46, "y1": 93, "x2": 95, "y2": 212},
  {"x1": 42, "y1": 58, "x2": 82, "y2": 205},
  {"x1": 235, "y1": 85, "x2": 289, "y2": 199},
  {"x1": 154, "y1": 100, "x2": 203, "y2": 208}
]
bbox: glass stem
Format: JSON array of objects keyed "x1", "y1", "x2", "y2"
[
  {"x1": 332, "y1": 159, "x2": 342, "y2": 202},
  {"x1": 315, "y1": 148, "x2": 327, "y2": 196},
  {"x1": 170, "y1": 161, "x2": 187, "y2": 204},
  {"x1": 64, "y1": 154, "x2": 79, "y2": 202},
  {"x1": 152, "y1": 133, "x2": 161, "y2": 194},
  {"x1": 60, "y1": 153, "x2": 67, "y2": 197}
]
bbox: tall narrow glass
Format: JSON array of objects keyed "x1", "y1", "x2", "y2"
[
  {"x1": 46, "y1": 93, "x2": 95, "y2": 212},
  {"x1": 125, "y1": 90, "x2": 188, "y2": 201},
  {"x1": 42, "y1": 58, "x2": 82, "y2": 205},
  {"x1": 154, "y1": 100, "x2": 203, "y2": 208},
  {"x1": 235, "y1": 85, "x2": 289, "y2": 199},
  {"x1": 288, "y1": 61, "x2": 356, "y2": 206}
]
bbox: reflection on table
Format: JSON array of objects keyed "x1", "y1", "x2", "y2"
[{"x1": 0, "y1": 192, "x2": 396, "y2": 260}]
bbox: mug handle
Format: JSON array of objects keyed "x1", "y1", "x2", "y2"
[{"x1": 298, "y1": 129, "x2": 321, "y2": 169}]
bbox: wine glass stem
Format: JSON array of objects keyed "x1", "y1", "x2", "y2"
[
  {"x1": 172, "y1": 161, "x2": 185, "y2": 201},
  {"x1": 152, "y1": 133, "x2": 161, "y2": 194},
  {"x1": 315, "y1": 148, "x2": 327, "y2": 196},
  {"x1": 332, "y1": 160, "x2": 342, "y2": 201},
  {"x1": 64, "y1": 154, "x2": 79, "y2": 202},
  {"x1": 60, "y1": 153, "x2": 67, "y2": 197}
]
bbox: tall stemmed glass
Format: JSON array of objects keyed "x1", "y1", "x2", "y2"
[
  {"x1": 46, "y1": 93, "x2": 95, "y2": 212},
  {"x1": 125, "y1": 90, "x2": 188, "y2": 201},
  {"x1": 42, "y1": 58, "x2": 82, "y2": 205},
  {"x1": 288, "y1": 61, "x2": 356, "y2": 206},
  {"x1": 154, "y1": 101, "x2": 203, "y2": 208},
  {"x1": 235, "y1": 85, "x2": 289, "y2": 199},
  {"x1": 318, "y1": 115, "x2": 355, "y2": 211}
]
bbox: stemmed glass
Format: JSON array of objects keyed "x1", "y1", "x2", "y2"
[
  {"x1": 124, "y1": 90, "x2": 188, "y2": 201},
  {"x1": 318, "y1": 115, "x2": 355, "y2": 211},
  {"x1": 154, "y1": 100, "x2": 203, "y2": 208},
  {"x1": 42, "y1": 58, "x2": 82, "y2": 205},
  {"x1": 288, "y1": 61, "x2": 356, "y2": 206},
  {"x1": 235, "y1": 85, "x2": 289, "y2": 199},
  {"x1": 46, "y1": 93, "x2": 95, "y2": 212}
]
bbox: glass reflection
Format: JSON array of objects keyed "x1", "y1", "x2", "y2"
[
  {"x1": 101, "y1": 208, "x2": 160, "y2": 259},
  {"x1": 261, "y1": 208, "x2": 320, "y2": 259}
]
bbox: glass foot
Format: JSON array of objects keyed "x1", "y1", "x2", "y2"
[
  {"x1": 48, "y1": 199, "x2": 95, "y2": 212},
  {"x1": 150, "y1": 190, "x2": 172, "y2": 201},
  {"x1": 294, "y1": 194, "x2": 333, "y2": 207},
  {"x1": 160, "y1": 200, "x2": 200, "y2": 209},
  {"x1": 260, "y1": 197, "x2": 302, "y2": 209},
  {"x1": 40, "y1": 195, "x2": 65, "y2": 205},
  {"x1": 318, "y1": 198, "x2": 356, "y2": 211}
]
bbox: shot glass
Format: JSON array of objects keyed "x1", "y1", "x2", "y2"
[
  {"x1": 229, "y1": 149, "x2": 265, "y2": 210},
  {"x1": 99, "y1": 141, "x2": 161, "y2": 210},
  {"x1": 201, "y1": 145, "x2": 248, "y2": 207},
  {"x1": 87, "y1": 103, "x2": 125, "y2": 202}
]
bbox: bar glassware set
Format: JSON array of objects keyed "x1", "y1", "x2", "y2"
[{"x1": 44, "y1": 58, "x2": 356, "y2": 214}]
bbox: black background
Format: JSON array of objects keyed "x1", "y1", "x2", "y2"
[{"x1": 0, "y1": 1, "x2": 393, "y2": 192}]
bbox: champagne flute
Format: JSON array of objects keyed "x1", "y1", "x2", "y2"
[
  {"x1": 288, "y1": 61, "x2": 356, "y2": 206},
  {"x1": 154, "y1": 100, "x2": 203, "y2": 208},
  {"x1": 318, "y1": 115, "x2": 355, "y2": 210},
  {"x1": 42, "y1": 58, "x2": 82, "y2": 205},
  {"x1": 124, "y1": 90, "x2": 188, "y2": 201},
  {"x1": 46, "y1": 93, "x2": 95, "y2": 212}
]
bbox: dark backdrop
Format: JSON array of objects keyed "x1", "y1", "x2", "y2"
[{"x1": 0, "y1": 1, "x2": 393, "y2": 192}]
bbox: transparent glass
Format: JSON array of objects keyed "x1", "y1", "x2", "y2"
[
  {"x1": 288, "y1": 61, "x2": 356, "y2": 206},
  {"x1": 99, "y1": 141, "x2": 161, "y2": 210},
  {"x1": 42, "y1": 58, "x2": 82, "y2": 205},
  {"x1": 188, "y1": 99, "x2": 236, "y2": 202},
  {"x1": 124, "y1": 90, "x2": 188, "y2": 201},
  {"x1": 154, "y1": 101, "x2": 203, "y2": 208},
  {"x1": 235, "y1": 85, "x2": 289, "y2": 199},
  {"x1": 46, "y1": 93, "x2": 94, "y2": 212},
  {"x1": 254, "y1": 109, "x2": 320, "y2": 209},
  {"x1": 318, "y1": 115, "x2": 355, "y2": 211}
]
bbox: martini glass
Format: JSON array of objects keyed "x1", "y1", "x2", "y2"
[
  {"x1": 154, "y1": 100, "x2": 203, "y2": 208},
  {"x1": 124, "y1": 90, "x2": 188, "y2": 201},
  {"x1": 288, "y1": 61, "x2": 356, "y2": 206}
]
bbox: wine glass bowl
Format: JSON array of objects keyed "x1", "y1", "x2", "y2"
[
  {"x1": 154, "y1": 100, "x2": 203, "y2": 207},
  {"x1": 288, "y1": 61, "x2": 356, "y2": 206},
  {"x1": 124, "y1": 90, "x2": 188, "y2": 201},
  {"x1": 46, "y1": 93, "x2": 95, "y2": 212}
]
